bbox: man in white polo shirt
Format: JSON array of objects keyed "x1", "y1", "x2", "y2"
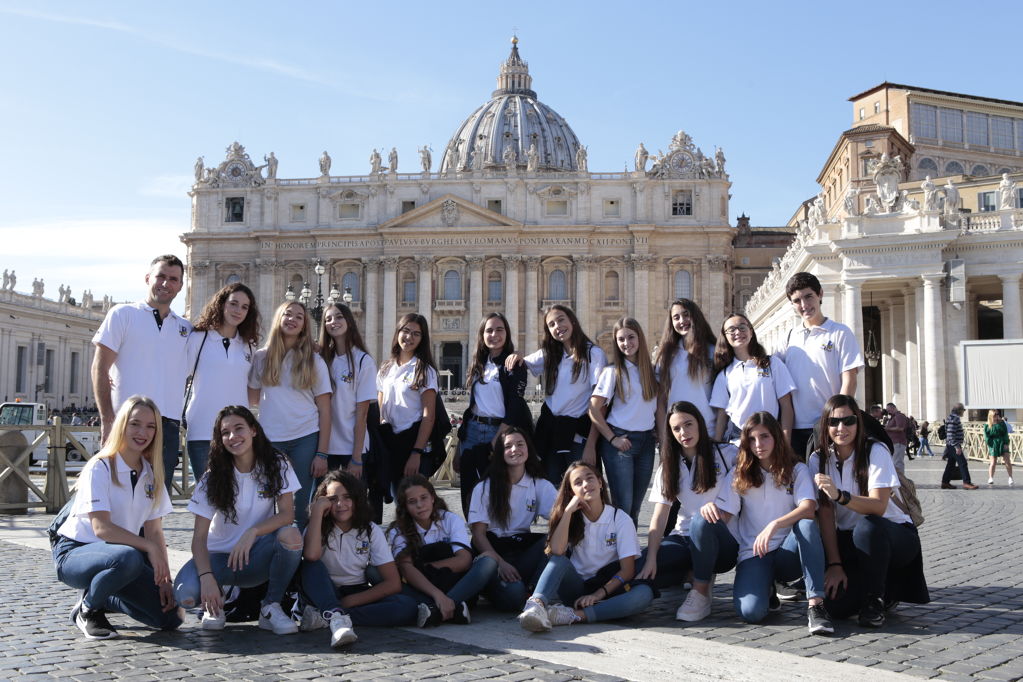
[
  {"x1": 92, "y1": 255, "x2": 191, "y2": 492},
  {"x1": 778, "y1": 272, "x2": 864, "y2": 461}
]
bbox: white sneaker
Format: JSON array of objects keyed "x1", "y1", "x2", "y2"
[
  {"x1": 298, "y1": 604, "x2": 327, "y2": 632},
  {"x1": 517, "y1": 599, "x2": 551, "y2": 632},
  {"x1": 1009, "y1": 477, "x2": 1015, "y2": 486},
  {"x1": 989, "y1": 477, "x2": 995, "y2": 485},
  {"x1": 258, "y1": 602, "x2": 298, "y2": 635},
  {"x1": 546, "y1": 604, "x2": 579, "y2": 626},
  {"x1": 328, "y1": 611, "x2": 358, "y2": 647},
  {"x1": 200, "y1": 610, "x2": 226, "y2": 630},
  {"x1": 676, "y1": 589, "x2": 712, "y2": 622}
]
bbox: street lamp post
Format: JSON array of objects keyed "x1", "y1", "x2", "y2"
[{"x1": 305, "y1": 261, "x2": 327, "y2": 324}]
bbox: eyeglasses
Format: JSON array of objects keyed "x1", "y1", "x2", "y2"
[
  {"x1": 828, "y1": 415, "x2": 857, "y2": 427},
  {"x1": 724, "y1": 324, "x2": 750, "y2": 336}
]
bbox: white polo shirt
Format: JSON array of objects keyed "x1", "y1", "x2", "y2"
[
  {"x1": 467, "y1": 474, "x2": 558, "y2": 536},
  {"x1": 523, "y1": 344, "x2": 607, "y2": 418},
  {"x1": 714, "y1": 462, "x2": 817, "y2": 563},
  {"x1": 188, "y1": 456, "x2": 302, "y2": 553},
  {"x1": 471, "y1": 359, "x2": 505, "y2": 419},
  {"x1": 93, "y1": 302, "x2": 192, "y2": 420},
  {"x1": 318, "y1": 522, "x2": 394, "y2": 587},
  {"x1": 568, "y1": 504, "x2": 640, "y2": 580},
  {"x1": 387, "y1": 509, "x2": 470, "y2": 558},
  {"x1": 657, "y1": 349, "x2": 717, "y2": 435},
  {"x1": 649, "y1": 443, "x2": 738, "y2": 537},
  {"x1": 58, "y1": 454, "x2": 172, "y2": 543},
  {"x1": 248, "y1": 349, "x2": 332, "y2": 442},
  {"x1": 808, "y1": 442, "x2": 911, "y2": 530},
  {"x1": 592, "y1": 362, "x2": 656, "y2": 432},
  {"x1": 376, "y1": 358, "x2": 439, "y2": 434},
  {"x1": 710, "y1": 356, "x2": 795, "y2": 435},
  {"x1": 184, "y1": 329, "x2": 253, "y2": 443},
  {"x1": 778, "y1": 318, "x2": 864, "y2": 429},
  {"x1": 327, "y1": 350, "x2": 378, "y2": 455}
]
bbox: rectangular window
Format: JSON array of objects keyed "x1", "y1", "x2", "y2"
[
  {"x1": 545, "y1": 200, "x2": 568, "y2": 216},
  {"x1": 69, "y1": 352, "x2": 79, "y2": 394},
  {"x1": 858, "y1": 107, "x2": 865, "y2": 120},
  {"x1": 1018, "y1": 188, "x2": 1023, "y2": 208},
  {"x1": 225, "y1": 197, "x2": 244, "y2": 222},
  {"x1": 740, "y1": 275, "x2": 752, "y2": 286},
  {"x1": 940, "y1": 108, "x2": 962, "y2": 143},
  {"x1": 978, "y1": 191, "x2": 997, "y2": 212},
  {"x1": 44, "y1": 349, "x2": 54, "y2": 393},
  {"x1": 911, "y1": 103, "x2": 937, "y2": 139},
  {"x1": 488, "y1": 278, "x2": 502, "y2": 303},
  {"x1": 602, "y1": 199, "x2": 620, "y2": 217},
  {"x1": 966, "y1": 112, "x2": 989, "y2": 146},
  {"x1": 289, "y1": 204, "x2": 306, "y2": 222},
  {"x1": 873, "y1": 101, "x2": 880, "y2": 114},
  {"x1": 487, "y1": 199, "x2": 503, "y2": 214},
  {"x1": 401, "y1": 200, "x2": 416, "y2": 214},
  {"x1": 402, "y1": 280, "x2": 416, "y2": 304},
  {"x1": 992, "y1": 116, "x2": 1014, "y2": 149},
  {"x1": 1017, "y1": 119, "x2": 1023, "y2": 151},
  {"x1": 16, "y1": 346, "x2": 27, "y2": 393},
  {"x1": 339, "y1": 203, "x2": 360, "y2": 220},
  {"x1": 671, "y1": 190, "x2": 693, "y2": 216}
]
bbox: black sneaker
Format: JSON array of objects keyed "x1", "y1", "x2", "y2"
[
  {"x1": 858, "y1": 597, "x2": 886, "y2": 628},
  {"x1": 768, "y1": 592, "x2": 781, "y2": 612},
  {"x1": 76, "y1": 608, "x2": 118, "y2": 639},
  {"x1": 776, "y1": 578, "x2": 805, "y2": 601},
  {"x1": 68, "y1": 590, "x2": 86, "y2": 626},
  {"x1": 449, "y1": 601, "x2": 471, "y2": 625},
  {"x1": 416, "y1": 603, "x2": 441, "y2": 628},
  {"x1": 807, "y1": 604, "x2": 834, "y2": 636}
]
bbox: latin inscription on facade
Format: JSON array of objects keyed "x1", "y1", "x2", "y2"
[{"x1": 259, "y1": 236, "x2": 647, "y2": 251}]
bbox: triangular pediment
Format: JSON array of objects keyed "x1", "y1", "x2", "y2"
[{"x1": 379, "y1": 193, "x2": 520, "y2": 230}]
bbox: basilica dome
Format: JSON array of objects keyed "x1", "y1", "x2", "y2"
[{"x1": 440, "y1": 38, "x2": 583, "y2": 174}]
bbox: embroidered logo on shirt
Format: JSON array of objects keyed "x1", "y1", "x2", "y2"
[
  {"x1": 785, "y1": 483, "x2": 794, "y2": 495},
  {"x1": 144, "y1": 483, "x2": 155, "y2": 499},
  {"x1": 338, "y1": 369, "x2": 355, "y2": 384},
  {"x1": 355, "y1": 538, "x2": 370, "y2": 555},
  {"x1": 245, "y1": 351, "x2": 252, "y2": 362},
  {"x1": 605, "y1": 532, "x2": 617, "y2": 547},
  {"x1": 257, "y1": 485, "x2": 274, "y2": 499},
  {"x1": 714, "y1": 462, "x2": 722, "y2": 475},
  {"x1": 526, "y1": 498, "x2": 537, "y2": 513},
  {"x1": 179, "y1": 324, "x2": 189, "y2": 337},
  {"x1": 820, "y1": 340, "x2": 835, "y2": 352},
  {"x1": 757, "y1": 366, "x2": 772, "y2": 378}
]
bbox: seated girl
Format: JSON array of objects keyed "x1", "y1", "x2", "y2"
[
  {"x1": 296, "y1": 470, "x2": 418, "y2": 646},
  {"x1": 387, "y1": 475, "x2": 497, "y2": 627},
  {"x1": 517, "y1": 462, "x2": 653, "y2": 632}
]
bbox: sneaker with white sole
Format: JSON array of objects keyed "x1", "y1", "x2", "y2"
[
  {"x1": 68, "y1": 590, "x2": 86, "y2": 626},
  {"x1": 200, "y1": 609, "x2": 226, "y2": 630},
  {"x1": 517, "y1": 599, "x2": 552, "y2": 632},
  {"x1": 298, "y1": 604, "x2": 327, "y2": 632},
  {"x1": 1009, "y1": 477, "x2": 1015, "y2": 486},
  {"x1": 258, "y1": 602, "x2": 298, "y2": 635},
  {"x1": 328, "y1": 611, "x2": 358, "y2": 647},
  {"x1": 547, "y1": 604, "x2": 580, "y2": 626},
  {"x1": 75, "y1": 607, "x2": 118, "y2": 640},
  {"x1": 675, "y1": 589, "x2": 712, "y2": 622},
  {"x1": 807, "y1": 604, "x2": 835, "y2": 635},
  {"x1": 989, "y1": 477, "x2": 995, "y2": 485}
]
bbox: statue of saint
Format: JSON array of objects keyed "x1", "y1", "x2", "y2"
[
  {"x1": 921, "y1": 175, "x2": 938, "y2": 211},
  {"x1": 8, "y1": 270, "x2": 14, "y2": 291},
  {"x1": 943, "y1": 180, "x2": 961, "y2": 215},
  {"x1": 370, "y1": 149, "x2": 382, "y2": 174},
  {"x1": 447, "y1": 144, "x2": 460, "y2": 172},
  {"x1": 264, "y1": 152, "x2": 278, "y2": 179},
  {"x1": 2, "y1": 270, "x2": 8, "y2": 290},
  {"x1": 418, "y1": 145, "x2": 432, "y2": 173},
  {"x1": 844, "y1": 186, "x2": 859, "y2": 216},
  {"x1": 999, "y1": 173, "x2": 1017, "y2": 210},
  {"x1": 319, "y1": 151, "x2": 332, "y2": 176},
  {"x1": 575, "y1": 145, "x2": 587, "y2": 172},
  {"x1": 502, "y1": 144, "x2": 517, "y2": 168},
  {"x1": 807, "y1": 193, "x2": 825, "y2": 229},
  {"x1": 388, "y1": 147, "x2": 398, "y2": 173},
  {"x1": 194, "y1": 156, "x2": 204, "y2": 182},
  {"x1": 635, "y1": 143, "x2": 649, "y2": 172},
  {"x1": 526, "y1": 143, "x2": 539, "y2": 172},
  {"x1": 473, "y1": 138, "x2": 487, "y2": 171},
  {"x1": 715, "y1": 147, "x2": 726, "y2": 176}
]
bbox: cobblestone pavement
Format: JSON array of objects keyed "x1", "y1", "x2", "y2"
[{"x1": 1, "y1": 457, "x2": 1021, "y2": 680}]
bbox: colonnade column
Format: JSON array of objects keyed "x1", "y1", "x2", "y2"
[
  {"x1": 1000, "y1": 273, "x2": 1023, "y2": 339},
  {"x1": 524, "y1": 256, "x2": 540, "y2": 392},
  {"x1": 921, "y1": 273, "x2": 946, "y2": 423},
  {"x1": 880, "y1": 304, "x2": 893, "y2": 403},
  {"x1": 415, "y1": 256, "x2": 432, "y2": 322},
  {"x1": 467, "y1": 255, "x2": 484, "y2": 327},
  {"x1": 574, "y1": 255, "x2": 595, "y2": 334},
  {"x1": 902, "y1": 287, "x2": 919, "y2": 418},
  {"x1": 503, "y1": 255, "x2": 521, "y2": 348},
  {"x1": 631, "y1": 255, "x2": 654, "y2": 336},
  {"x1": 841, "y1": 278, "x2": 865, "y2": 406},
  {"x1": 362, "y1": 257, "x2": 380, "y2": 359},
  {"x1": 381, "y1": 257, "x2": 398, "y2": 360}
]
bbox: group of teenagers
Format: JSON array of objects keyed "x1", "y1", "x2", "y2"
[{"x1": 52, "y1": 256, "x2": 929, "y2": 649}]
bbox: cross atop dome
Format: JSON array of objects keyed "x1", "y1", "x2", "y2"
[{"x1": 493, "y1": 35, "x2": 536, "y2": 99}]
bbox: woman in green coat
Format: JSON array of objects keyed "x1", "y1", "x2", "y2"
[{"x1": 984, "y1": 410, "x2": 1012, "y2": 486}]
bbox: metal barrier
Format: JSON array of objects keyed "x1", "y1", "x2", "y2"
[{"x1": 929, "y1": 421, "x2": 1022, "y2": 465}]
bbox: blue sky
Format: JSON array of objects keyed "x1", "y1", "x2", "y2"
[{"x1": 1, "y1": 0, "x2": 1020, "y2": 312}]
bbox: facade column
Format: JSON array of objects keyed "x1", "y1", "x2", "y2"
[
  {"x1": 630, "y1": 255, "x2": 654, "y2": 336},
  {"x1": 503, "y1": 255, "x2": 522, "y2": 348},
  {"x1": 524, "y1": 256, "x2": 541, "y2": 392},
  {"x1": 362, "y1": 257, "x2": 380, "y2": 361},
  {"x1": 820, "y1": 280, "x2": 840, "y2": 323},
  {"x1": 574, "y1": 255, "x2": 595, "y2": 334},
  {"x1": 841, "y1": 278, "x2": 865, "y2": 406},
  {"x1": 921, "y1": 273, "x2": 946, "y2": 423},
  {"x1": 415, "y1": 256, "x2": 432, "y2": 323},
  {"x1": 467, "y1": 255, "x2": 484, "y2": 329},
  {"x1": 704, "y1": 256, "x2": 728, "y2": 332},
  {"x1": 902, "y1": 287, "x2": 919, "y2": 418},
  {"x1": 879, "y1": 304, "x2": 893, "y2": 404},
  {"x1": 1000, "y1": 273, "x2": 1023, "y2": 339},
  {"x1": 381, "y1": 257, "x2": 398, "y2": 360},
  {"x1": 256, "y1": 259, "x2": 278, "y2": 329}
]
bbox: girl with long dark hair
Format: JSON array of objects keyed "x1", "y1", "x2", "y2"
[
  {"x1": 174, "y1": 406, "x2": 303, "y2": 635},
  {"x1": 654, "y1": 299, "x2": 718, "y2": 446}
]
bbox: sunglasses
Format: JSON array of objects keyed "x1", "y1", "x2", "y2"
[{"x1": 828, "y1": 415, "x2": 857, "y2": 427}]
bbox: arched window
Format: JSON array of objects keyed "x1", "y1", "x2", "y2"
[
  {"x1": 674, "y1": 270, "x2": 692, "y2": 300},
  {"x1": 549, "y1": 269, "x2": 567, "y2": 300},
  {"x1": 401, "y1": 272, "x2": 416, "y2": 304},
  {"x1": 917, "y1": 157, "x2": 938, "y2": 174},
  {"x1": 971, "y1": 164, "x2": 990, "y2": 177},
  {"x1": 224, "y1": 273, "x2": 240, "y2": 285},
  {"x1": 487, "y1": 271, "x2": 502, "y2": 303},
  {"x1": 442, "y1": 269, "x2": 461, "y2": 300},
  {"x1": 945, "y1": 161, "x2": 964, "y2": 175},
  {"x1": 341, "y1": 271, "x2": 360, "y2": 301},
  {"x1": 604, "y1": 270, "x2": 620, "y2": 301}
]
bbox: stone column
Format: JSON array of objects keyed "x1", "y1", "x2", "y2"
[
  {"x1": 503, "y1": 255, "x2": 522, "y2": 347},
  {"x1": 841, "y1": 278, "x2": 865, "y2": 406},
  {"x1": 256, "y1": 259, "x2": 279, "y2": 329},
  {"x1": 1000, "y1": 273, "x2": 1023, "y2": 339},
  {"x1": 913, "y1": 281, "x2": 926, "y2": 418},
  {"x1": 902, "y1": 287, "x2": 919, "y2": 418},
  {"x1": 890, "y1": 298, "x2": 906, "y2": 408},
  {"x1": 820, "y1": 280, "x2": 840, "y2": 322},
  {"x1": 879, "y1": 304, "x2": 893, "y2": 403},
  {"x1": 574, "y1": 255, "x2": 595, "y2": 334},
  {"x1": 524, "y1": 256, "x2": 541, "y2": 392},
  {"x1": 467, "y1": 255, "x2": 484, "y2": 328},
  {"x1": 921, "y1": 273, "x2": 946, "y2": 423},
  {"x1": 381, "y1": 257, "x2": 398, "y2": 360},
  {"x1": 704, "y1": 256, "x2": 729, "y2": 331},
  {"x1": 362, "y1": 257, "x2": 380, "y2": 361},
  {"x1": 630, "y1": 254, "x2": 654, "y2": 335},
  {"x1": 415, "y1": 256, "x2": 433, "y2": 323}
]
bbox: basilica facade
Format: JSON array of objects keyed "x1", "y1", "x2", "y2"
[{"x1": 182, "y1": 39, "x2": 736, "y2": 386}]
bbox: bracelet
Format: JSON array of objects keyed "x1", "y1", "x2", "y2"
[
  {"x1": 599, "y1": 586, "x2": 608, "y2": 598},
  {"x1": 611, "y1": 574, "x2": 630, "y2": 592},
  {"x1": 837, "y1": 490, "x2": 851, "y2": 506},
  {"x1": 410, "y1": 447, "x2": 424, "y2": 455},
  {"x1": 198, "y1": 571, "x2": 213, "y2": 579},
  {"x1": 826, "y1": 562, "x2": 842, "y2": 568},
  {"x1": 610, "y1": 434, "x2": 618, "y2": 443},
  {"x1": 315, "y1": 452, "x2": 328, "y2": 460},
  {"x1": 351, "y1": 459, "x2": 363, "y2": 466}
]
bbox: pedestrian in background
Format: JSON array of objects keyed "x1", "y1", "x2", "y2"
[
  {"x1": 985, "y1": 410, "x2": 1013, "y2": 486},
  {"x1": 940, "y1": 403, "x2": 977, "y2": 490}
]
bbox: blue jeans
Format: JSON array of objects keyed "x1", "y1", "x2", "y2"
[
  {"x1": 297, "y1": 559, "x2": 418, "y2": 626},
  {"x1": 919, "y1": 437, "x2": 935, "y2": 456},
  {"x1": 402, "y1": 555, "x2": 498, "y2": 607},
  {"x1": 599, "y1": 427, "x2": 655, "y2": 524},
  {"x1": 186, "y1": 440, "x2": 210, "y2": 483},
  {"x1": 272, "y1": 431, "x2": 320, "y2": 529},
  {"x1": 544, "y1": 440, "x2": 587, "y2": 487},
  {"x1": 482, "y1": 535, "x2": 548, "y2": 611},
  {"x1": 161, "y1": 417, "x2": 180, "y2": 494},
  {"x1": 53, "y1": 537, "x2": 182, "y2": 630},
  {"x1": 459, "y1": 419, "x2": 501, "y2": 515},
  {"x1": 530, "y1": 554, "x2": 653, "y2": 623},
  {"x1": 174, "y1": 529, "x2": 302, "y2": 607},
  {"x1": 688, "y1": 516, "x2": 740, "y2": 583},
  {"x1": 732, "y1": 518, "x2": 825, "y2": 623}
]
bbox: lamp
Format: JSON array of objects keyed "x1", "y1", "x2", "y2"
[
  {"x1": 309, "y1": 260, "x2": 327, "y2": 324},
  {"x1": 329, "y1": 283, "x2": 340, "y2": 305},
  {"x1": 342, "y1": 286, "x2": 353, "y2": 306},
  {"x1": 865, "y1": 292, "x2": 881, "y2": 368},
  {"x1": 284, "y1": 283, "x2": 296, "y2": 302},
  {"x1": 299, "y1": 282, "x2": 312, "y2": 307}
]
